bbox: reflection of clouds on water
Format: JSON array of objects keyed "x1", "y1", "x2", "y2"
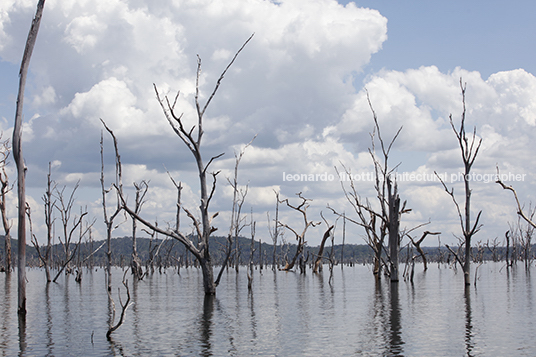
[{"x1": 0, "y1": 265, "x2": 535, "y2": 355}]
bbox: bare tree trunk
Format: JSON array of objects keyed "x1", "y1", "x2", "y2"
[
  {"x1": 100, "y1": 123, "x2": 124, "y2": 292},
  {"x1": 43, "y1": 162, "x2": 55, "y2": 282},
  {"x1": 268, "y1": 191, "x2": 280, "y2": 271},
  {"x1": 341, "y1": 213, "x2": 345, "y2": 268},
  {"x1": 131, "y1": 180, "x2": 148, "y2": 279},
  {"x1": 13, "y1": 0, "x2": 46, "y2": 316},
  {"x1": 505, "y1": 230, "x2": 510, "y2": 267},
  {"x1": 313, "y1": 224, "x2": 334, "y2": 274},
  {"x1": 437, "y1": 80, "x2": 482, "y2": 286},
  {"x1": 0, "y1": 138, "x2": 12, "y2": 273},
  {"x1": 247, "y1": 220, "x2": 256, "y2": 291},
  {"x1": 409, "y1": 231, "x2": 440, "y2": 271},
  {"x1": 388, "y1": 178, "x2": 400, "y2": 282}
]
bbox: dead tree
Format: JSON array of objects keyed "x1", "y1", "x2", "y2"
[
  {"x1": 407, "y1": 231, "x2": 440, "y2": 271},
  {"x1": 216, "y1": 135, "x2": 255, "y2": 282},
  {"x1": 165, "y1": 170, "x2": 182, "y2": 236},
  {"x1": 340, "y1": 212, "x2": 346, "y2": 268},
  {"x1": 40, "y1": 162, "x2": 56, "y2": 281},
  {"x1": 100, "y1": 122, "x2": 125, "y2": 292},
  {"x1": 267, "y1": 190, "x2": 281, "y2": 270},
  {"x1": 0, "y1": 137, "x2": 12, "y2": 272},
  {"x1": 387, "y1": 178, "x2": 401, "y2": 282},
  {"x1": 131, "y1": 180, "x2": 148, "y2": 279},
  {"x1": 247, "y1": 216, "x2": 256, "y2": 291},
  {"x1": 106, "y1": 270, "x2": 133, "y2": 339},
  {"x1": 313, "y1": 213, "x2": 334, "y2": 274},
  {"x1": 121, "y1": 35, "x2": 253, "y2": 295},
  {"x1": 13, "y1": 0, "x2": 46, "y2": 316},
  {"x1": 504, "y1": 231, "x2": 511, "y2": 266},
  {"x1": 436, "y1": 80, "x2": 482, "y2": 286},
  {"x1": 50, "y1": 184, "x2": 93, "y2": 282},
  {"x1": 232, "y1": 136, "x2": 255, "y2": 273},
  {"x1": 497, "y1": 168, "x2": 536, "y2": 257},
  {"x1": 279, "y1": 192, "x2": 320, "y2": 271},
  {"x1": 485, "y1": 238, "x2": 501, "y2": 262},
  {"x1": 330, "y1": 94, "x2": 407, "y2": 280},
  {"x1": 509, "y1": 211, "x2": 535, "y2": 268}
]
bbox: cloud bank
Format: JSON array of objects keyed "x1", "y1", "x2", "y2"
[{"x1": 0, "y1": 0, "x2": 534, "y2": 247}]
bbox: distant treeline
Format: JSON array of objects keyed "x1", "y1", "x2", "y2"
[{"x1": 0, "y1": 235, "x2": 533, "y2": 270}]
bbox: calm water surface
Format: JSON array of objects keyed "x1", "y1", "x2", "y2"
[{"x1": 0, "y1": 263, "x2": 534, "y2": 356}]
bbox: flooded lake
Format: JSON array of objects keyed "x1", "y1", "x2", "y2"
[{"x1": 0, "y1": 263, "x2": 535, "y2": 356}]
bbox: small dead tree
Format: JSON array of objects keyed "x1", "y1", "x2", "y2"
[
  {"x1": 106, "y1": 270, "x2": 133, "y2": 339},
  {"x1": 485, "y1": 238, "x2": 501, "y2": 262},
  {"x1": 267, "y1": 190, "x2": 281, "y2": 270},
  {"x1": 436, "y1": 80, "x2": 482, "y2": 286},
  {"x1": 505, "y1": 230, "x2": 511, "y2": 266},
  {"x1": 131, "y1": 180, "x2": 148, "y2": 279},
  {"x1": 497, "y1": 166, "x2": 536, "y2": 236},
  {"x1": 408, "y1": 231, "x2": 440, "y2": 271},
  {"x1": 247, "y1": 216, "x2": 256, "y2": 291},
  {"x1": 40, "y1": 162, "x2": 56, "y2": 281},
  {"x1": 121, "y1": 35, "x2": 253, "y2": 295},
  {"x1": 0, "y1": 137, "x2": 13, "y2": 272},
  {"x1": 313, "y1": 212, "x2": 334, "y2": 274},
  {"x1": 279, "y1": 192, "x2": 320, "y2": 272},
  {"x1": 51, "y1": 185, "x2": 93, "y2": 282}
]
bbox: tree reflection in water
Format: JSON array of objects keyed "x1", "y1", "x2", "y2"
[
  {"x1": 464, "y1": 286, "x2": 475, "y2": 357},
  {"x1": 389, "y1": 281, "x2": 404, "y2": 356},
  {"x1": 200, "y1": 294, "x2": 215, "y2": 356}
]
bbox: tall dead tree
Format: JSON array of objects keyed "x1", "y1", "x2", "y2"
[
  {"x1": 330, "y1": 95, "x2": 407, "y2": 279},
  {"x1": 214, "y1": 139, "x2": 253, "y2": 285},
  {"x1": 436, "y1": 80, "x2": 482, "y2": 286},
  {"x1": 13, "y1": 0, "x2": 46, "y2": 316},
  {"x1": 279, "y1": 192, "x2": 320, "y2": 271},
  {"x1": 42, "y1": 163, "x2": 56, "y2": 281},
  {"x1": 0, "y1": 137, "x2": 12, "y2": 272},
  {"x1": 121, "y1": 35, "x2": 253, "y2": 295},
  {"x1": 100, "y1": 122, "x2": 125, "y2": 292}
]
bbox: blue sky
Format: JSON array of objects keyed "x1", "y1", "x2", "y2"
[
  {"x1": 0, "y1": 0, "x2": 535, "y2": 247},
  {"x1": 349, "y1": 0, "x2": 536, "y2": 78}
]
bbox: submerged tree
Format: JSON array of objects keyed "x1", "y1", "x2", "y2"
[
  {"x1": 13, "y1": 0, "x2": 46, "y2": 316},
  {"x1": 279, "y1": 192, "x2": 320, "y2": 272},
  {"x1": 330, "y1": 94, "x2": 407, "y2": 280},
  {"x1": 131, "y1": 180, "x2": 148, "y2": 279},
  {"x1": 101, "y1": 122, "x2": 125, "y2": 292},
  {"x1": 0, "y1": 137, "x2": 12, "y2": 272},
  {"x1": 267, "y1": 190, "x2": 281, "y2": 270},
  {"x1": 436, "y1": 80, "x2": 482, "y2": 286},
  {"x1": 121, "y1": 35, "x2": 253, "y2": 295}
]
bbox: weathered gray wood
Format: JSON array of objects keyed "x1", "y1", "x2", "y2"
[
  {"x1": 388, "y1": 178, "x2": 400, "y2": 282},
  {"x1": 13, "y1": 0, "x2": 46, "y2": 316}
]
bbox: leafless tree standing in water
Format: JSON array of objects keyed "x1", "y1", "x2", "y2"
[
  {"x1": 436, "y1": 80, "x2": 482, "y2": 286},
  {"x1": 121, "y1": 35, "x2": 254, "y2": 295},
  {"x1": 12, "y1": 0, "x2": 46, "y2": 315}
]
